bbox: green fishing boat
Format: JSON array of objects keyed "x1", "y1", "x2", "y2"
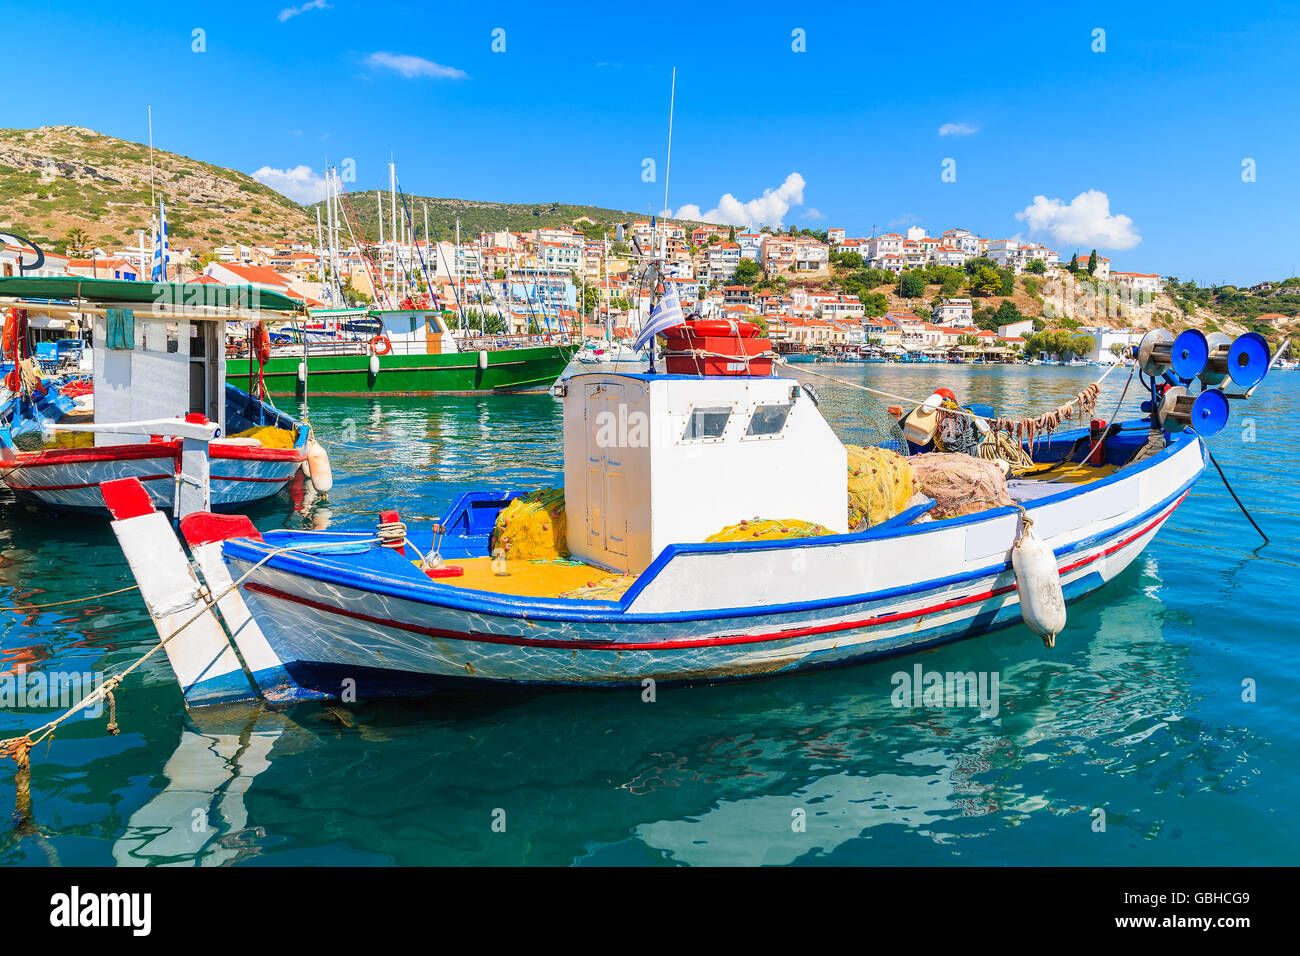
[{"x1": 227, "y1": 308, "x2": 577, "y2": 397}]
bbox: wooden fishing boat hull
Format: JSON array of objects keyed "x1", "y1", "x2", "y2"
[
  {"x1": 210, "y1": 426, "x2": 1206, "y2": 699},
  {"x1": 1, "y1": 442, "x2": 303, "y2": 514},
  {"x1": 1, "y1": 384, "x2": 308, "y2": 515}
]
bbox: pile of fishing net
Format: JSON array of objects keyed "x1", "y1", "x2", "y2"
[
  {"x1": 230, "y1": 425, "x2": 297, "y2": 449},
  {"x1": 704, "y1": 518, "x2": 834, "y2": 543},
  {"x1": 908, "y1": 452, "x2": 1012, "y2": 519},
  {"x1": 559, "y1": 573, "x2": 638, "y2": 601},
  {"x1": 846, "y1": 444, "x2": 915, "y2": 531},
  {"x1": 491, "y1": 488, "x2": 568, "y2": 559}
]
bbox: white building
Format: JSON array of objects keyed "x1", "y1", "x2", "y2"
[{"x1": 932, "y1": 297, "x2": 973, "y2": 326}]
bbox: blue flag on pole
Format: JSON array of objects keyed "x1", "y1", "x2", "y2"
[{"x1": 633, "y1": 283, "x2": 684, "y2": 352}]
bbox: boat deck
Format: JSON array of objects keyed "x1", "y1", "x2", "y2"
[{"x1": 421, "y1": 556, "x2": 635, "y2": 600}]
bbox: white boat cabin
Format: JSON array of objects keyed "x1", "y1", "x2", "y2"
[
  {"x1": 562, "y1": 372, "x2": 847, "y2": 574},
  {"x1": 92, "y1": 311, "x2": 226, "y2": 446},
  {"x1": 308, "y1": 308, "x2": 460, "y2": 355}
]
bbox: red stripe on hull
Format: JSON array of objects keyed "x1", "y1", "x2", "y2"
[{"x1": 241, "y1": 498, "x2": 1182, "y2": 653}]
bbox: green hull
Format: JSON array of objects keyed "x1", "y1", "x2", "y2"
[{"x1": 228, "y1": 344, "x2": 577, "y2": 397}]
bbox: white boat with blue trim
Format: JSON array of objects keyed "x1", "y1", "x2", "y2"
[
  {"x1": 0, "y1": 276, "x2": 331, "y2": 516},
  {"x1": 100, "y1": 323, "x2": 1274, "y2": 706}
]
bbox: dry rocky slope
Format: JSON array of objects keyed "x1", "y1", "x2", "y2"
[{"x1": 0, "y1": 126, "x2": 312, "y2": 251}]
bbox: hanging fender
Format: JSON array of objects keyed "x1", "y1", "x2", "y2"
[
  {"x1": 303, "y1": 438, "x2": 333, "y2": 493},
  {"x1": 1011, "y1": 513, "x2": 1067, "y2": 647}
]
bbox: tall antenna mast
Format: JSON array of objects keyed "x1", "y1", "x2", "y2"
[
  {"x1": 147, "y1": 105, "x2": 156, "y2": 209},
  {"x1": 663, "y1": 66, "x2": 675, "y2": 220}
]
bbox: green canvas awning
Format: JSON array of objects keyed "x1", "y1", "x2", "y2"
[{"x1": 0, "y1": 276, "x2": 304, "y2": 314}]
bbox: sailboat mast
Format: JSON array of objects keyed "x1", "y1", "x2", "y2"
[
  {"x1": 389, "y1": 161, "x2": 397, "y2": 306},
  {"x1": 455, "y1": 217, "x2": 464, "y2": 332},
  {"x1": 422, "y1": 202, "x2": 430, "y2": 309},
  {"x1": 376, "y1": 189, "x2": 385, "y2": 308}
]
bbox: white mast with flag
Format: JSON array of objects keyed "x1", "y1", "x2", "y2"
[{"x1": 151, "y1": 198, "x2": 169, "y2": 282}]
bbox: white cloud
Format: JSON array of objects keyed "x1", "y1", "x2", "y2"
[
  {"x1": 668, "y1": 173, "x2": 806, "y2": 228},
  {"x1": 251, "y1": 165, "x2": 329, "y2": 204},
  {"x1": 938, "y1": 122, "x2": 978, "y2": 137},
  {"x1": 1015, "y1": 189, "x2": 1141, "y2": 250},
  {"x1": 365, "y1": 52, "x2": 467, "y2": 80},
  {"x1": 278, "y1": 0, "x2": 331, "y2": 22},
  {"x1": 801, "y1": 207, "x2": 824, "y2": 221}
]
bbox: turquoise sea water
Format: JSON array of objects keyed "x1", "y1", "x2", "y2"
[{"x1": 1, "y1": 365, "x2": 1296, "y2": 866}]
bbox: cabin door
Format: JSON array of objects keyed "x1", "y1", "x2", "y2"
[
  {"x1": 584, "y1": 383, "x2": 628, "y2": 561},
  {"x1": 188, "y1": 322, "x2": 220, "y2": 422}
]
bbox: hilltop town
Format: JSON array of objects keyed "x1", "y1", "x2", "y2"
[{"x1": 2, "y1": 125, "x2": 1297, "y2": 362}]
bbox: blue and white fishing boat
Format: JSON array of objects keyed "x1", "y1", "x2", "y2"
[
  {"x1": 0, "y1": 276, "x2": 331, "y2": 516},
  {"x1": 103, "y1": 325, "x2": 1275, "y2": 705}
]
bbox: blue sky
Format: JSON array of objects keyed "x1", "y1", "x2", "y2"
[{"x1": 4, "y1": 1, "x2": 1299, "y2": 283}]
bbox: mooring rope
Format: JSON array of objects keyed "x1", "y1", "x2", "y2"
[
  {"x1": 6, "y1": 585, "x2": 140, "y2": 612},
  {"x1": 776, "y1": 355, "x2": 1122, "y2": 424},
  {"x1": 0, "y1": 534, "x2": 381, "y2": 771},
  {"x1": 1194, "y1": 428, "x2": 1269, "y2": 545}
]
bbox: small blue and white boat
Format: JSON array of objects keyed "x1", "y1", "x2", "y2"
[{"x1": 102, "y1": 327, "x2": 1274, "y2": 705}]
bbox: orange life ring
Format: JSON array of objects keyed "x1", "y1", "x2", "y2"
[
  {"x1": 370, "y1": 334, "x2": 392, "y2": 356},
  {"x1": 1, "y1": 310, "x2": 17, "y2": 358},
  {"x1": 684, "y1": 318, "x2": 760, "y2": 338},
  {"x1": 250, "y1": 322, "x2": 272, "y2": 365}
]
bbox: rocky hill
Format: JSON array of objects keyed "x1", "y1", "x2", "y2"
[
  {"x1": 0, "y1": 126, "x2": 314, "y2": 253},
  {"x1": 0, "y1": 126, "x2": 685, "y2": 256}
]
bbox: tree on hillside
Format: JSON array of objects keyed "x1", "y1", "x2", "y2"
[
  {"x1": 861, "y1": 292, "x2": 888, "y2": 317},
  {"x1": 994, "y1": 299, "x2": 1023, "y2": 327},
  {"x1": 898, "y1": 270, "x2": 927, "y2": 298},
  {"x1": 1087, "y1": 250, "x2": 1098, "y2": 275},
  {"x1": 998, "y1": 268, "x2": 1015, "y2": 296},
  {"x1": 1068, "y1": 253, "x2": 1079, "y2": 273},
  {"x1": 728, "y1": 226, "x2": 736, "y2": 242},
  {"x1": 964, "y1": 256, "x2": 997, "y2": 276},
  {"x1": 969, "y1": 265, "x2": 1002, "y2": 297},
  {"x1": 1026, "y1": 258, "x2": 1046, "y2": 275},
  {"x1": 732, "y1": 259, "x2": 763, "y2": 285},
  {"x1": 65, "y1": 228, "x2": 89, "y2": 257}
]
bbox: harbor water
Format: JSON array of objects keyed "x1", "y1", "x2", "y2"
[{"x1": 1, "y1": 365, "x2": 1296, "y2": 865}]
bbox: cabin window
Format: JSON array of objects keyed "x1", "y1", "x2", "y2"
[
  {"x1": 682, "y1": 406, "x2": 731, "y2": 441},
  {"x1": 745, "y1": 402, "x2": 792, "y2": 438},
  {"x1": 166, "y1": 322, "x2": 180, "y2": 353}
]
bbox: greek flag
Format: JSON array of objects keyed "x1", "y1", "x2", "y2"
[
  {"x1": 633, "y1": 284, "x2": 684, "y2": 352},
  {"x1": 151, "y1": 199, "x2": 169, "y2": 281}
]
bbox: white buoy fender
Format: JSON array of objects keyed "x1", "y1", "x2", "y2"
[
  {"x1": 303, "y1": 438, "x2": 333, "y2": 493},
  {"x1": 297, "y1": 361, "x2": 307, "y2": 383},
  {"x1": 477, "y1": 349, "x2": 488, "y2": 371},
  {"x1": 1011, "y1": 514, "x2": 1066, "y2": 647},
  {"x1": 368, "y1": 353, "x2": 380, "y2": 376}
]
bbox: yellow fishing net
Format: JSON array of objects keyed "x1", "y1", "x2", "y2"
[
  {"x1": 491, "y1": 488, "x2": 568, "y2": 559},
  {"x1": 705, "y1": 518, "x2": 834, "y2": 543},
  {"x1": 846, "y1": 444, "x2": 914, "y2": 531},
  {"x1": 230, "y1": 425, "x2": 297, "y2": 449}
]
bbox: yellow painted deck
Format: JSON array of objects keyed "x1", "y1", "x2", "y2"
[{"x1": 421, "y1": 557, "x2": 635, "y2": 600}]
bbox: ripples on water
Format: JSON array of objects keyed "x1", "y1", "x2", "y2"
[{"x1": 0, "y1": 366, "x2": 1295, "y2": 865}]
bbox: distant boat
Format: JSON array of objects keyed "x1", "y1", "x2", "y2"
[{"x1": 230, "y1": 307, "x2": 577, "y2": 398}]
